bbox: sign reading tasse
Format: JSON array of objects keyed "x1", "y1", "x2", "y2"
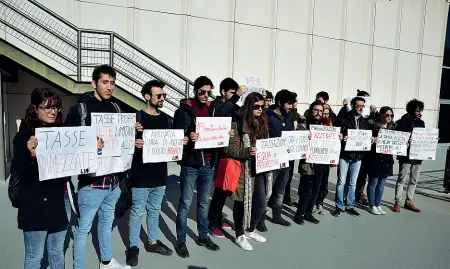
[
  {"x1": 376, "y1": 129, "x2": 410, "y2": 156},
  {"x1": 35, "y1": 126, "x2": 98, "y2": 181},
  {"x1": 347, "y1": 96, "x2": 371, "y2": 116},
  {"x1": 306, "y1": 125, "x2": 341, "y2": 164},
  {"x1": 194, "y1": 117, "x2": 232, "y2": 149},
  {"x1": 409, "y1": 128, "x2": 439, "y2": 160},
  {"x1": 281, "y1": 130, "x2": 309, "y2": 160},
  {"x1": 345, "y1": 129, "x2": 372, "y2": 151},
  {"x1": 143, "y1": 129, "x2": 184, "y2": 163},
  {"x1": 91, "y1": 113, "x2": 136, "y2": 157},
  {"x1": 255, "y1": 137, "x2": 289, "y2": 173}
]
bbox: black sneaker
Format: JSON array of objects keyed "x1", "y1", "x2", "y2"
[
  {"x1": 256, "y1": 220, "x2": 268, "y2": 232},
  {"x1": 345, "y1": 207, "x2": 361, "y2": 217},
  {"x1": 293, "y1": 215, "x2": 305, "y2": 225},
  {"x1": 304, "y1": 213, "x2": 320, "y2": 224},
  {"x1": 283, "y1": 198, "x2": 294, "y2": 207},
  {"x1": 333, "y1": 207, "x2": 344, "y2": 217},
  {"x1": 145, "y1": 240, "x2": 173, "y2": 256},
  {"x1": 197, "y1": 237, "x2": 220, "y2": 251},
  {"x1": 125, "y1": 246, "x2": 139, "y2": 266},
  {"x1": 272, "y1": 217, "x2": 291, "y2": 226},
  {"x1": 175, "y1": 242, "x2": 190, "y2": 258}
]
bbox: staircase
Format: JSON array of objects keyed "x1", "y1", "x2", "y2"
[{"x1": 0, "y1": 0, "x2": 193, "y2": 115}]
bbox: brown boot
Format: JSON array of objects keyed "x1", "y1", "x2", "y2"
[
  {"x1": 393, "y1": 203, "x2": 401, "y2": 213},
  {"x1": 404, "y1": 202, "x2": 421, "y2": 213}
]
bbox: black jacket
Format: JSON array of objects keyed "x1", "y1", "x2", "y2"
[
  {"x1": 337, "y1": 111, "x2": 370, "y2": 161},
  {"x1": 212, "y1": 94, "x2": 240, "y2": 120},
  {"x1": 336, "y1": 105, "x2": 380, "y2": 124},
  {"x1": 12, "y1": 130, "x2": 68, "y2": 231},
  {"x1": 267, "y1": 106, "x2": 295, "y2": 138},
  {"x1": 173, "y1": 99, "x2": 219, "y2": 167},
  {"x1": 64, "y1": 91, "x2": 125, "y2": 187},
  {"x1": 366, "y1": 120, "x2": 396, "y2": 177},
  {"x1": 395, "y1": 114, "x2": 425, "y2": 164}
]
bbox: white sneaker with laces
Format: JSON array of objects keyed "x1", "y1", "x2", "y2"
[
  {"x1": 236, "y1": 235, "x2": 253, "y2": 251},
  {"x1": 245, "y1": 230, "x2": 267, "y2": 243},
  {"x1": 377, "y1": 206, "x2": 387, "y2": 215},
  {"x1": 317, "y1": 205, "x2": 325, "y2": 215},
  {"x1": 370, "y1": 206, "x2": 381, "y2": 215},
  {"x1": 99, "y1": 258, "x2": 131, "y2": 269}
]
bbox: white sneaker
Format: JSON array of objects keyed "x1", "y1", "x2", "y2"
[
  {"x1": 377, "y1": 206, "x2": 387, "y2": 215},
  {"x1": 235, "y1": 235, "x2": 253, "y2": 251},
  {"x1": 312, "y1": 205, "x2": 319, "y2": 214},
  {"x1": 317, "y1": 205, "x2": 325, "y2": 215},
  {"x1": 370, "y1": 206, "x2": 381, "y2": 215},
  {"x1": 245, "y1": 230, "x2": 267, "y2": 243},
  {"x1": 99, "y1": 258, "x2": 131, "y2": 269}
]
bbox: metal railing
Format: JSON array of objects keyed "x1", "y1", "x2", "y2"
[{"x1": 0, "y1": 0, "x2": 193, "y2": 114}]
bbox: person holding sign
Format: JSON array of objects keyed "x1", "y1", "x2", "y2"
[
  {"x1": 11, "y1": 88, "x2": 69, "y2": 269},
  {"x1": 125, "y1": 80, "x2": 179, "y2": 266},
  {"x1": 65, "y1": 65, "x2": 131, "y2": 269},
  {"x1": 334, "y1": 97, "x2": 370, "y2": 217},
  {"x1": 211, "y1": 77, "x2": 247, "y2": 120},
  {"x1": 172, "y1": 76, "x2": 221, "y2": 258},
  {"x1": 366, "y1": 107, "x2": 397, "y2": 215},
  {"x1": 223, "y1": 92, "x2": 271, "y2": 251},
  {"x1": 393, "y1": 99, "x2": 426, "y2": 213},
  {"x1": 266, "y1": 89, "x2": 295, "y2": 227}
]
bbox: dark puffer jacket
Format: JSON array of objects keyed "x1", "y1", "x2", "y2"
[
  {"x1": 366, "y1": 120, "x2": 397, "y2": 178},
  {"x1": 337, "y1": 111, "x2": 370, "y2": 161}
]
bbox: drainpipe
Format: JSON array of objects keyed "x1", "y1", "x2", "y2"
[{"x1": 0, "y1": 72, "x2": 6, "y2": 181}]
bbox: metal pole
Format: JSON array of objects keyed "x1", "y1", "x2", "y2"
[
  {"x1": 0, "y1": 71, "x2": 6, "y2": 181},
  {"x1": 110, "y1": 33, "x2": 114, "y2": 67},
  {"x1": 77, "y1": 30, "x2": 82, "y2": 81},
  {"x1": 444, "y1": 146, "x2": 450, "y2": 191}
]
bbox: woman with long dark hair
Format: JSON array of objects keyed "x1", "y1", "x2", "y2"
[
  {"x1": 12, "y1": 88, "x2": 69, "y2": 268},
  {"x1": 367, "y1": 106, "x2": 396, "y2": 215},
  {"x1": 294, "y1": 101, "x2": 325, "y2": 225},
  {"x1": 222, "y1": 92, "x2": 271, "y2": 251}
]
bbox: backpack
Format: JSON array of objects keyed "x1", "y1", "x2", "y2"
[{"x1": 8, "y1": 171, "x2": 20, "y2": 208}]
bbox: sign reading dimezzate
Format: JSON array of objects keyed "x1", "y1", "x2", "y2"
[{"x1": 194, "y1": 117, "x2": 232, "y2": 149}]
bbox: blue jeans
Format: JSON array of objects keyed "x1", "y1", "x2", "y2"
[
  {"x1": 73, "y1": 186, "x2": 120, "y2": 269},
  {"x1": 129, "y1": 186, "x2": 165, "y2": 247},
  {"x1": 23, "y1": 227, "x2": 67, "y2": 269},
  {"x1": 176, "y1": 162, "x2": 214, "y2": 243},
  {"x1": 335, "y1": 158, "x2": 361, "y2": 209},
  {"x1": 367, "y1": 177, "x2": 387, "y2": 207}
]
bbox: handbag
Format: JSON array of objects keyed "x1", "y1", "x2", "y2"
[
  {"x1": 214, "y1": 137, "x2": 242, "y2": 193},
  {"x1": 8, "y1": 172, "x2": 20, "y2": 208}
]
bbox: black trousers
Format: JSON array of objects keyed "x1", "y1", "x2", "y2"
[
  {"x1": 314, "y1": 164, "x2": 330, "y2": 206},
  {"x1": 208, "y1": 187, "x2": 232, "y2": 229},
  {"x1": 295, "y1": 173, "x2": 321, "y2": 217},
  {"x1": 356, "y1": 159, "x2": 368, "y2": 200},
  {"x1": 233, "y1": 175, "x2": 266, "y2": 237},
  {"x1": 283, "y1": 160, "x2": 296, "y2": 202}
]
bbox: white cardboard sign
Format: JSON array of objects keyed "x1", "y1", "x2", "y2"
[
  {"x1": 281, "y1": 130, "x2": 309, "y2": 160},
  {"x1": 345, "y1": 129, "x2": 372, "y2": 151},
  {"x1": 306, "y1": 125, "x2": 341, "y2": 165},
  {"x1": 376, "y1": 129, "x2": 410, "y2": 156},
  {"x1": 255, "y1": 137, "x2": 289, "y2": 173},
  {"x1": 143, "y1": 129, "x2": 184, "y2": 163},
  {"x1": 409, "y1": 128, "x2": 439, "y2": 160},
  {"x1": 194, "y1": 117, "x2": 232, "y2": 149}
]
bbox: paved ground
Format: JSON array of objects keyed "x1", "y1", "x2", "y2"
[{"x1": 1, "y1": 144, "x2": 450, "y2": 269}]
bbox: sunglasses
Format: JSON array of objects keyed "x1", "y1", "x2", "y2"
[
  {"x1": 253, "y1": 104, "x2": 264, "y2": 110},
  {"x1": 384, "y1": 114, "x2": 394, "y2": 118},
  {"x1": 198, "y1": 89, "x2": 211, "y2": 96},
  {"x1": 153, "y1": 93, "x2": 167, "y2": 100}
]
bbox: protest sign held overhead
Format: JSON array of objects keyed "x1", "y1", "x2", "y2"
[
  {"x1": 281, "y1": 130, "x2": 309, "y2": 161},
  {"x1": 255, "y1": 137, "x2": 289, "y2": 174},
  {"x1": 347, "y1": 96, "x2": 371, "y2": 116},
  {"x1": 409, "y1": 128, "x2": 439, "y2": 160},
  {"x1": 194, "y1": 117, "x2": 232, "y2": 149},
  {"x1": 237, "y1": 76, "x2": 264, "y2": 106},
  {"x1": 376, "y1": 129, "x2": 410, "y2": 156},
  {"x1": 35, "y1": 126, "x2": 98, "y2": 181},
  {"x1": 307, "y1": 125, "x2": 341, "y2": 165},
  {"x1": 91, "y1": 113, "x2": 136, "y2": 157},
  {"x1": 143, "y1": 129, "x2": 184, "y2": 163},
  {"x1": 345, "y1": 129, "x2": 372, "y2": 151}
]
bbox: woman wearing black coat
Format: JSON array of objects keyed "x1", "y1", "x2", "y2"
[{"x1": 12, "y1": 88, "x2": 69, "y2": 269}]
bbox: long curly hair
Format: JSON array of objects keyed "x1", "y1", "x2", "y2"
[
  {"x1": 237, "y1": 92, "x2": 269, "y2": 145},
  {"x1": 20, "y1": 88, "x2": 63, "y2": 134}
]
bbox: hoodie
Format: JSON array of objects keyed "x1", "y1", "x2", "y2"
[{"x1": 267, "y1": 105, "x2": 295, "y2": 138}]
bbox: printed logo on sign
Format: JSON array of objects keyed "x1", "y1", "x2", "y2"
[
  {"x1": 280, "y1": 163, "x2": 286, "y2": 168},
  {"x1": 330, "y1": 160, "x2": 336, "y2": 164},
  {"x1": 397, "y1": 151, "x2": 403, "y2": 155},
  {"x1": 301, "y1": 154, "x2": 306, "y2": 158},
  {"x1": 287, "y1": 149, "x2": 291, "y2": 153},
  {"x1": 172, "y1": 156, "x2": 179, "y2": 161},
  {"x1": 218, "y1": 142, "x2": 224, "y2": 146},
  {"x1": 428, "y1": 157, "x2": 432, "y2": 160},
  {"x1": 363, "y1": 147, "x2": 368, "y2": 150}
]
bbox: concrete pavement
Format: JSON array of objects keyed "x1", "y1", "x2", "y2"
[{"x1": 1, "y1": 144, "x2": 450, "y2": 269}]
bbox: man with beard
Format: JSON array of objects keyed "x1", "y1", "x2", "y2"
[
  {"x1": 125, "y1": 80, "x2": 186, "y2": 266},
  {"x1": 264, "y1": 89, "x2": 295, "y2": 227}
]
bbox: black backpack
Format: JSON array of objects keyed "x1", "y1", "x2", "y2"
[{"x1": 8, "y1": 171, "x2": 20, "y2": 208}]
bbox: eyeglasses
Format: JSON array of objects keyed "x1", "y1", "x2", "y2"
[
  {"x1": 355, "y1": 105, "x2": 366, "y2": 109},
  {"x1": 38, "y1": 105, "x2": 61, "y2": 113},
  {"x1": 153, "y1": 93, "x2": 166, "y2": 100},
  {"x1": 198, "y1": 89, "x2": 211, "y2": 96},
  {"x1": 312, "y1": 109, "x2": 323, "y2": 113},
  {"x1": 384, "y1": 114, "x2": 394, "y2": 118},
  {"x1": 253, "y1": 104, "x2": 264, "y2": 110},
  {"x1": 323, "y1": 113, "x2": 330, "y2": 117}
]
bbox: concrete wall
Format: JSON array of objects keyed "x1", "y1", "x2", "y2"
[
  {"x1": 21, "y1": 0, "x2": 450, "y2": 126},
  {"x1": 2, "y1": 69, "x2": 77, "y2": 159}
]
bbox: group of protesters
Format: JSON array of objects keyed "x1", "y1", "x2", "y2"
[{"x1": 11, "y1": 64, "x2": 428, "y2": 268}]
